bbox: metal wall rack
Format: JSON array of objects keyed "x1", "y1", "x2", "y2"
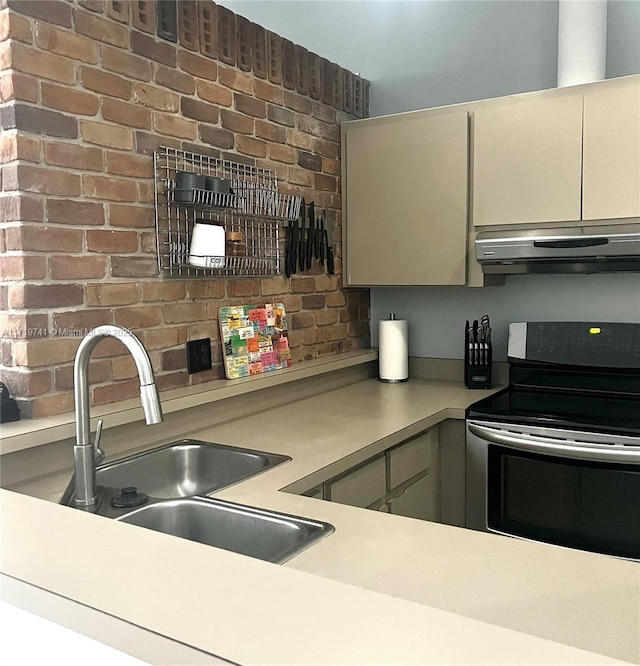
[{"x1": 154, "y1": 147, "x2": 302, "y2": 278}]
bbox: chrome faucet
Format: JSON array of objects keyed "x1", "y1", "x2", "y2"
[{"x1": 73, "y1": 325, "x2": 163, "y2": 509}]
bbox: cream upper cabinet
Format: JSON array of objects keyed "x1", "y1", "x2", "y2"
[
  {"x1": 582, "y1": 76, "x2": 640, "y2": 220},
  {"x1": 343, "y1": 110, "x2": 468, "y2": 286},
  {"x1": 472, "y1": 91, "x2": 584, "y2": 226},
  {"x1": 342, "y1": 76, "x2": 638, "y2": 289}
]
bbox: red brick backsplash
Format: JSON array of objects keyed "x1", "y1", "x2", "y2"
[{"x1": 0, "y1": 0, "x2": 371, "y2": 418}]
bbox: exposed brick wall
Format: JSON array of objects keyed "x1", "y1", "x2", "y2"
[{"x1": 0, "y1": 0, "x2": 370, "y2": 419}]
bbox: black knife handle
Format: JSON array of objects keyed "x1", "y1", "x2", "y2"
[
  {"x1": 306, "y1": 225, "x2": 313, "y2": 269},
  {"x1": 305, "y1": 201, "x2": 314, "y2": 270},
  {"x1": 284, "y1": 223, "x2": 292, "y2": 277},
  {"x1": 327, "y1": 245, "x2": 335, "y2": 274},
  {"x1": 318, "y1": 211, "x2": 326, "y2": 260}
]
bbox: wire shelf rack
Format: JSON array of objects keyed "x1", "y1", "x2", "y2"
[{"x1": 154, "y1": 147, "x2": 302, "y2": 278}]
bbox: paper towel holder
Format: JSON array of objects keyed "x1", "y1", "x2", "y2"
[{"x1": 378, "y1": 313, "x2": 409, "y2": 383}]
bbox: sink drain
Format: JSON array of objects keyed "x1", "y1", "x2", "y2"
[{"x1": 111, "y1": 487, "x2": 148, "y2": 508}]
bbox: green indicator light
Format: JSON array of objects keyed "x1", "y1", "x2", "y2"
[{"x1": 589, "y1": 327, "x2": 601, "y2": 335}]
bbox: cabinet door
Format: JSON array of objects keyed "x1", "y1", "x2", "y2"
[
  {"x1": 343, "y1": 111, "x2": 468, "y2": 286},
  {"x1": 303, "y1": 485, "x2": 324, "y2": 500},
  {"x1": 327, "y1": 456, "x2": 386, "y2": 509},
  {"x1": 388, "y1": 430, "x2": 433, "y2": 490},
  {"x1": 388, "y1": 475, "x2": 435, "y2": 521},
  {"x1": 583, "y1": 76, "x2": 640, "y2": 220},
  {"x1": 472, "y1": 92, "x2": 583, "y2": 226}
]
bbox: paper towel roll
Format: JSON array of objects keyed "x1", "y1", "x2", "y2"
[{"x1": 378, "y1": 317, "x2": 408, "y2": 382}]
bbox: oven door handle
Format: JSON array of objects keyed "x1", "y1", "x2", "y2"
[{"x1": 468, "y1": 423, "x2": 640, "y2": 463}]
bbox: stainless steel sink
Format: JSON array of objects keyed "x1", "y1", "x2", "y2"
[
  {"x1": 61, "y1": 439, "x2": 333, "y2": 563},
  {"x1": 116, "y1": 496, "x2": 334, "y2": 564},
  {"x1": 62, "y1": 439, "x2": 291, "y2": 504}
]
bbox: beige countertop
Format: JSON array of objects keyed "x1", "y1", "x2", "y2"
[{"x1": 1, "y1": 370, "x2": 639, "y2": 665}]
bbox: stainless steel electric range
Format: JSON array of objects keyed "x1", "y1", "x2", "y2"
[{"x1": 466, "y1": 321, "x2": 640, "y2": 561}]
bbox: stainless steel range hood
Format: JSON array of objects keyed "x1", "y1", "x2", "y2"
[{"x1": 476, "y1": 224, "x2": 640, "y2": 275}]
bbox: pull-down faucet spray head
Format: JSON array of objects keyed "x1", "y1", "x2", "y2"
[{"x1": 73, "y1": 325, "x2": 163, "y2": 509}]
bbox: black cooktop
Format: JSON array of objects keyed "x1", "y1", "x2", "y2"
[
  {"x1": 467, "y1": 386, "x2": 640, "y2": 436},
  {"x1": 467, "y1": 363, "x2": 640, "y2": 436},
  {"x1": 467, "y1": 323, "x2": 640, "y2": 436}
]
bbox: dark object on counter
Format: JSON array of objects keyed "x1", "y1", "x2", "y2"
[
  {"x1": 0, "y1": 382, "x2": 20, "y2": 422},
  {"x1": 464, "y1": 316, "x2": 492, "y2": 389}
]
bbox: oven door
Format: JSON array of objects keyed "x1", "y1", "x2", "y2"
[{"x1": 466, "y1": 420, "x2": 640, "y2": 560}]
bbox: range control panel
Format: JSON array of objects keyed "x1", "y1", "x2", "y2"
[{"x1": 508, "y1": 322, "x2": 640, "y2": 368}]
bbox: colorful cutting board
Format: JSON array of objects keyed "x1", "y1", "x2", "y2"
[{"x1": 219, "y1": 303, "x2": 292, "y2": 379}]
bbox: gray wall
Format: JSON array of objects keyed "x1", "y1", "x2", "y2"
[
  {"x1": 220, "y1": 0, "x2": 640, "y2": 360},
  {"x1": 373, "y1": 275, "x2": 640, "y2": 360},
  {"x1": 221, "y1": 0, "x2": 558, "y2": 115},
  {"x1": 220, "y1": 0, "x2": 561, "y2": 115},
  {"x1": 606, "y1": 0, "x2": 640, "y2": 78},
  {"x1": 220, "y1": 0, "x2": 639, "y2": 115}
]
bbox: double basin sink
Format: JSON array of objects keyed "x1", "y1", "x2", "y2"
[{"x1": 62, "y1": 439, "x2": 334, "y2": 564}]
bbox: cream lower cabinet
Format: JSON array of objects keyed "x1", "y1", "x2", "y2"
[
  {"x1": 323, "y1": 429, "x2": 439, "y2": 522},
  {"x1": 304, "y1": 486, "x2": 324, "y2": 500},
  {"x1": 583, "y1": 75, "x2": 640, "y2": 220},
  {"x1": 385, "y1": 430, "x2": 438, "y2": 521},
  {"x1": 327, "y1": 455, "x2": 386, "y2": 509},
  {"x1": 387, "y1": 475, "x2": 435, "y2": 520},
  {"x1": 342, "y1": 110, "x2": 468, "y2": 286}
]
